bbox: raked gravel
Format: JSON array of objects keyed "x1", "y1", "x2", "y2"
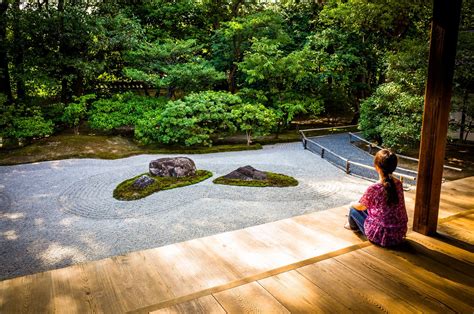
[{"x1": 0, "y1": 141, "x2": 369, "y2": 280}]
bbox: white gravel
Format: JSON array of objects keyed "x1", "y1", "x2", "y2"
[{"x1": 0, "y1": 142, "x2": 369, "y2": 280}]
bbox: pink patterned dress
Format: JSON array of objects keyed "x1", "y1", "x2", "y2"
[{"x1": 359, "y1": 180, "x2": 408, "y2": 246}]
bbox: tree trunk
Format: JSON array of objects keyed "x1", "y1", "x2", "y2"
[
  {"x1": 228, "y1": 64, "x2": 237, "y2": 94},
  {"x1": 13, "y1": 0, "x2": 25, "y2": 100},
  {"x1": 73, "y1": 72, "x2": 84, "y2": 97},
  {"x1": 246, "y1": 130, "x2": 251, "y2": 146},
  {"x1": 459, "y1": 106, "x2": 466, "y2": 141},
  {"x1": 231, "y1": 0, "x2": 244, "y2": 17},
  {"x1": 58, "y1": 0, "x2": 69, "y2": 103},
  {"x1": 464, "y1": 121, "x2": 472, "y2": 142},
  {"x1": 0, "y1": 2, "x2": 12, "y2": 101}
]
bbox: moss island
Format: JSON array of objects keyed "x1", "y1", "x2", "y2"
[{"x1": 113, "y1": 170, "x2": 213, "y2": 201}]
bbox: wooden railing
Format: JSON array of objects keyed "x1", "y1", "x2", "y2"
[
  {"x1": 348, "y1": 132, "x2": 462, "y2": 172},
  {"x1": 299, "y1": 127, "x2": 417, "y2": 184}
]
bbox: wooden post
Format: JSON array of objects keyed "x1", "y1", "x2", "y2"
[
  {"x1": 413, "y1": 0, "x2": 462, "y2": 235},
  {"x1": 321, "y1": 148, "x2": 325, "y2": 158}
]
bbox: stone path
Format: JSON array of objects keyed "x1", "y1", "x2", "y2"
[
  {"x1": 0, "y1": 142, "x2": 368, "y2": 280},
  {"x1": 308, "y1": 133, "x2": 417, "y2": 183}
]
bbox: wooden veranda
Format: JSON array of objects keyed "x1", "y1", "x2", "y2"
[{"x1": 0, "y1": 177, "x2": 472, "y2": 312}]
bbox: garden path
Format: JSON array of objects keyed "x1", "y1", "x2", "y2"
[{"x1": 308, "y1": 133, "x2": 417, "y2": 182}]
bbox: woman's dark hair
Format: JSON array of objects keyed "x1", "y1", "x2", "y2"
[{"x1": 374, "y1": 149, "x2": 399, "y2": 205}]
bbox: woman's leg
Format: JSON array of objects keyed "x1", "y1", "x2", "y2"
[{"x1": 349, "y1": 207, "x2": 368, "y2": 235}]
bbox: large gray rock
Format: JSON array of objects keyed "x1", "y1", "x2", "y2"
[
  {"x1": 132, "y1": 175, "x2": 155, "y2": 189},
  {"x1": 149, "y1": 157, "x2": 197, "y2": 177},
  {"x1": 223, "y1": 165, "x2": 267, "y2": 181}
]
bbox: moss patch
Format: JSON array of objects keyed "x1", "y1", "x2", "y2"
[
  {"x1": 113, "y1": 170, "x2": 213, "y2": 201},
  {"x1": 213, "y1": 172, "x2": 298, "y2": 187},
  {"x1": 0, "y1": 134, "x2": 261, "y2": 165}
]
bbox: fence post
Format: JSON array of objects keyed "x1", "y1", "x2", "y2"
[
  {"x1": 349, "y1": 133, "x2": 353, "y2": 143},
  {"x1": 345, "y1": 161, "x2": 350, "y2": 174},
  {"x1": 303, "y1": 138, "x2": 307, "y2": 149},
  {"x1": 369, "y1": 144, "x2": 372, "y2": 154},
  {"x1": 321, "y1": 148, "x2": 325, "y2": 158}
]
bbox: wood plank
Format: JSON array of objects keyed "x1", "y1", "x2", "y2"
[
  {"x1": 50, "y1": 264, "x2": 97, "y2": 312},
  {"x1": 297, "y1": 258, "x2": 418, "y2": 313},
  {"x1": 362, "y1": 240, "x2": 474, "y2": 288},
  {"x1": 438, "y1": 215, "x2": 474, "y2": 245},
  {"x1": 243, "y1": 219, "x2": 354, "y2": 261},
  {"x1": 407, "y1": 232, "x2": 474, "y2": 265},
  {"x1": 258, "y1": 270, "x2": 349, "y2": 312},
  {"x1": 414, "y1": 0, "x2": 463, "y2": 235},
  {"x1": 292, "y1": 206, "x2": 366, "y2": 244},
  {"x1": 213, "y1": 282, "x2": 289, "y2": 313},
  {"x1": 144, "y1": 240, "x2": 239, "y2": 300},
  {"x1": 108, "y1": 251, "x2": 176, "y2": 311},
  {"x1": 362, "y1": 245, "x2": 474, "y2": 308},
  {"x1": 0, "y1": 271, "x2": 53, "y2": 313},
  {"x1": 80, "y1": 258, "x2": 127, "y2": 313},
  {"x1": 151, "y1": 295, "x2": 225, "y2": 314},
  {"x1": 441, "y1": 177, "x2": 474, "y2": 196},
  {"x1": 439, "y1": 190, "x2": 474, "y2": 210},
  {"x1": 132, "y1": 243, "x2": 370, "y2": 314},
  {"x1": 336, "y1": 250, "x2": 472, "y2": 313}
]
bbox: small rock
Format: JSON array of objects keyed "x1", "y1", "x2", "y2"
[
  {"x1": 149, "y1": 157, "x2": 197, "y2": 177},
  {"x1": 223, "y1": 165, "x2": 267, "y2": 181},
  {"x1": 132, "y1": 175, "x2": 155, "y2": 189}
]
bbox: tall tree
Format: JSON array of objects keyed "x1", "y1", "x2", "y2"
[
  {"x1": 12, "y1": 0, "x2": 25, "y2": 100},
  {"x1": 0, "y1": 2, "x2": 12, "y2": 101}
]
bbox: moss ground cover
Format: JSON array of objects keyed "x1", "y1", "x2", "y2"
[
  {"x1": 113, "y1": 170, "x2": 213, "y2": 201},
  {"x1": 0, "y1": 134, "x2": 261, "y2": 165},
  {"x1": 213, "y1": 172, "x2": 298, "y2": 187}
]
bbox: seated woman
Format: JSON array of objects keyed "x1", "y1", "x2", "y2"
[{"x1": 345, "y1": 149, "x2": 408, "y2": 247}]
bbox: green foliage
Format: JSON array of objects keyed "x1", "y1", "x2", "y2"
[
  {"x1": 62, "y1": 94, "x2": 96, "y2": 134},
  {"x1": 359, "y1": 82, "x2": 423, "y2": 151},
  {"x1": 88, "y1": 92, "x2": 166, "y2": 131},
  {"x1": 213, "y1": 171, "x2": 298, "y2": 187},
  {"x1": 41, "y1": 102, "x2": 66, "y2": 126},
  {"x1": 9, "y1": 4, "x2": 143, "y2": 102},
  {"x1": 386, "y1": 38, "x2": 429, "y2": 95},
  {"x1": 1, "y1": 0, "x2": 443, "y2": 149},
  {"x1": 124, "y1": 39, "x2": 224, "y2": 96},
  {"x1": 0, "y1": 95, "x2": 53, "y2": 141},
  {"x1": 211, "y1": 9, "x2": 291, "y2": 91},
  {"x1": 451, "y1": 30, "x2": 474, "y2": 141},
  {"x1": 231, "y1": 103, "x2": 276, "y2": 145},
  {"x1": 128, "y1": 0, "x2": 208, "y2": 41},
  {"x1": 238, "y1": 38, "x2": 324, "y2": 129},
  {"x1": 135, "y1": 91, "x2": 240, "y2": 146},
  {"x1": 114, "y1": 170, "x2": 213, "y2": 201},
  {"x1": 159, "y1": 60, "x2": 225, "y2": 94}
]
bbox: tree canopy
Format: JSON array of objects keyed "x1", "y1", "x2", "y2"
[{"x1": 0, "y1": 0, "x2": 472, "y2": 148}]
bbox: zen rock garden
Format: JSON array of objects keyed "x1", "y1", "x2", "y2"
[{"x1": 113, "y1": 158, "x2": 298, "y2": 201}]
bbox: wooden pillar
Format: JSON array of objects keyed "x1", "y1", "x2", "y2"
[{"x1": 413, "y1": 0, "x2": 462, "y2": 235}]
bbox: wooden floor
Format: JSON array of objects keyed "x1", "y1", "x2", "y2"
[{"x1": 1, "y1": 177, "x2": 473, "y2": 313}]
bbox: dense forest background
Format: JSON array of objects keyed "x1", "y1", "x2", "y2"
[{"x1": 0, "y1": 0, "x2": 472, "y2": 150}]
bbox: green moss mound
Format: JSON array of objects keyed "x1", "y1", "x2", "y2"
[
  {"x1": 114, "y1": 170, "x2": 212, "y2": 201},
  {"x1": 213, "y1": 172, "x2": 298, "y2": 187}
]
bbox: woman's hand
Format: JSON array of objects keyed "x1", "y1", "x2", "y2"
[{"x1": 350, "y1": 201, "x2": 367, "y2": 211}]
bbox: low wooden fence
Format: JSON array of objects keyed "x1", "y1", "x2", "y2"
[
  {"x1": 348, "y1": 132, "x2": 462, "y2": 172},
  {"x1": 299, "y1": 126, "x2": 417, "y2": 184}
]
